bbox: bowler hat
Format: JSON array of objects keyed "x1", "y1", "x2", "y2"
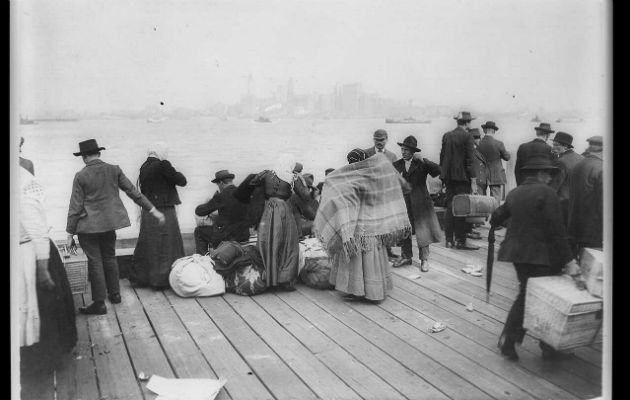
[
  {"x1": 587, "y1": 135, "x2": 603, "y2": 145},
  {"x1": 211, "y1": 169, "x2": 235, "y2": 183},
  {"x1": 373, "y1": 129, "x2": 388, "y2": 140},
  {"x1": 520, "y1": 154, "x2": 558, "y2": 171},
  {"x1": 73, "y1": 139, "x2": 106, "y2": 156},
  {"x1": 453, "y1": 111, "x2": 476, "y2": 121},
  {"x1": 534, "y1": 122, "x2": 555, "y2": 134},
  {"x1": 552, "y1": 131, "x2": 574, "y2": 148},
  {"x1": 397, "y1": 135, "x2": 421, "y2": 152},
  {"x1": 481, "y1": 121, "x2": 499, "y2": 131},
  {"x1": 469, "y1": 128, "x2": 481, "y2": 139}
]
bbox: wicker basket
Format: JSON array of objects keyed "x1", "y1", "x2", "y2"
[
  {"x1": 59, "y1": 246, "x2": 89, "y2": 295},
  {"x1": 524, "y1": 275, "x2": 603, "y2": 350}
]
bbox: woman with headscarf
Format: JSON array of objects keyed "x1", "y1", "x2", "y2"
[
  {"x1": 313, "y1": 149, "x2": 412, "y2": 302},
  {"x1": 129, "y1": 142, "x2": 187, "y2": 289},
  {"x1": 19, "y1": 164, "x2": 77, "y2": 376},
  {"x1": 233, "y1": 154, "x2": 312, "y2": 291}
]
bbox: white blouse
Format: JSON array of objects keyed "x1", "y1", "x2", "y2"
[{"x1": 20, "y1": 167, "x2": 50, "y2": 260}]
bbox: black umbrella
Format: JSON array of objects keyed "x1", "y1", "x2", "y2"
[{"x1": 486, "y1": 225, "x2": 496, "y2": 303}]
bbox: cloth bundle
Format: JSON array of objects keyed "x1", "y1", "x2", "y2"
[
  {"x1": 298, "y1": 238, "x2": 332, "y2": 289},
  {"x1": 313, "y1": 153, "x2": 411, "y2": 262},
  {"x1": 169, "y1": 255, "x2": 225, "y2": 298}
]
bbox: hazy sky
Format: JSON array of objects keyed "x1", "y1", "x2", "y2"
[{"x1": 14, "y1": 0, "x2": 610, "y2": 114}]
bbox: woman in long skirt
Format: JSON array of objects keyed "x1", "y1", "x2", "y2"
[{"x1": 129, "y1": 142, "x2": 187, "y2": 289}]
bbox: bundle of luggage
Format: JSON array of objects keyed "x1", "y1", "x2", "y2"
[
  {"x1": 298, "y1": 238, "x2": 333, "y2": 289},
  {"x1": 210, "y1": 241, "x2": 267, "y2": 296}
]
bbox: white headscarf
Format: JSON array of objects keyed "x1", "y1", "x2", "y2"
[
  {"x1": 272, "y1": 153, "x2": 298, "y2": 184},
  {"x1": 147, "y1": 141, "x2": 169, "y2": 160}
]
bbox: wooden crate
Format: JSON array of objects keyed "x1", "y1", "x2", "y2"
[
  {"x1": 580, "y1": 247, "x2": 604, "y2": 298},
  {"x1": 452, "y1": 194, "x2": 498, "y2": 217},
  {"x1": 60, "y1": 247, "x2": 89, "y2": 295},
  {"x1": 524, "y1": 275, "x2": 603, "y2": 350}
]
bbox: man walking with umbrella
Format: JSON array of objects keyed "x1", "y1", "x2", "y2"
[{"x1": 489, "y1": 154, "x2": 581, "y2": 361}]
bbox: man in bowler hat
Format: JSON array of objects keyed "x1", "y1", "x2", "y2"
[
  {"x1": 491, "y1": 153, "x2": 582, "y2": 361},
  {"x1": 194, "y1": 170, "x2": 250, "y2": 254},
  {"x1": 392, "y1": 135, "x2": 443, "y2": 271},
  {"x1": 439, "y1": 111, "x2": 479, "y2": 250},
  {"x1": 66, "y1": 139, "x2": 165, "y2": 315},
  {"x1": 514, "y1": 122, "x2": 555, "y2": 186},
  {"x1": 549, "y1": 131, "x2": 584, "y2": 226},
  {"x1": 364, "y1": 129, "x2": 398, "y2": 163},
  {"x1": 477, "y1": 121, "x2": 511, "y2": 204}
]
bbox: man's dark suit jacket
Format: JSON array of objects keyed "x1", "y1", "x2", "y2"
[
  {"x1": 439, "y1": 126, "x2": 476, "y2": 182},
  {"x1": 138, "y1": 157, "x2": 187, "y2": 208},
  {"x1": 549, "y1": 150, "x2": 583, "y2": 202},
  {"x1": 364, "y1": 146, "x2": 397, "y2": 163},
  {"x1": 67, "y1": 159, "x2": 154, "y2": 234},
  {"x1": 568, "y1": 152, "x2": 603, "y2": 248},
  {"x1": 477, "y1": 135, "x2": 510, "y2": 185},
  {"x1": 195, "y1": 184, "x2": 250, "y2": 240},
  {"x1": 514, "y1": 138, "x2": 552, "y2": 185}
]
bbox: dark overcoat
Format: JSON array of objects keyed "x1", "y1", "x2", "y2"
[
  {"x1": 476, "y1": 135, "x2": 510, "y2": 185},
  {"x1": 514, "y1": 138, "x2": 553, "y2": 185},
  {"x1": 66, "y1": 159, "x2": 154, "y2": 234},
  {"x1": 138, "y1": 157, "x2": 187, "y2": 207},
  {"x1": 549, "y1": 150, "x2": 584, "y2": 202},
  {"x1": 439, "y1": 126, "x2": 476, "y2": 182},
  {"x1": 473, "y1": 147, "x2": 488, "y2": 186},
  {"x1": 567, "y1": 152, "x2": 603, "y2": 247},
  {"x1": 195, "y1": 184, "x2": 250, "y2": 241},
  {"x1": 492, "y1": 177, "x2": 573, "y2": 268},
  {"x1": 393, "y1": 157, "x2": 444, "y2": 247},
  {"x1": 364, "y1": 146, "x2": 398, "y2": 163}
]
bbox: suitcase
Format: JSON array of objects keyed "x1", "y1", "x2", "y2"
[
  {"x1": 452, "y1": 194, "x2": 499, "y2": 223},
  {"x1": 523, "y1": 275, "x2": 603, "y2": 350},
  {"x1": 579, "y1": 248, "x2": 604, "y2": 298}
]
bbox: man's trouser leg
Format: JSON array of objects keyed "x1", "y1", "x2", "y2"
[
  {"x1": 449, "y1": 181, "x2": 472, "y2": 243},
  {"x1": 489, "y1": 185, "x2": 502, "y2": 205},
  {"x1": 194, "y1": 226, "x2": 214, "y2": 255},
  {"x1": 99, "y1": 231, "x2": 120, "y2": 297},
  {"x1": 79, "y1": 231, "x2": 117, "y2": 302},
  {"x1": 400, "y1": 237, "x2": 413, "y2": 259}
]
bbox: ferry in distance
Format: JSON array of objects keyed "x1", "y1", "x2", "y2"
[
  {"x1": 385, "y1": 117, "x2": 431, "y2": 124},
  {"x1": 255, "y1": 116, "x2": 271, "y2": 123}
]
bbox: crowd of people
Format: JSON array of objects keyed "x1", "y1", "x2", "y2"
[{"x1": 17, "y1": 111, "x2": 604, "y2": 379}]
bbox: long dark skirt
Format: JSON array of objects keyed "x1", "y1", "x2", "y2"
[
  {"x1": 21, "y1": 240, "x2": 77, "y2": 375},
  {"x1": 257, "y1": 197, "x2": 299, "y2": 288},
  {"x1": 130, "y1": 206, "x2": 185, "y2": 288}
]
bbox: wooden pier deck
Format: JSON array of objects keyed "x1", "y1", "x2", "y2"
[{"x1": 20, "y1": 226, "x2": 603, "y2": 400}]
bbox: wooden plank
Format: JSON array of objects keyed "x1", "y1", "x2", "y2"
[
  {"x1": 87, "y1": 302, "x2": 144, "y2": 399},
  {"x1": 115, "y1": 281, "x2": 176, "y2": 400},
  {"x1": 224, "y1": 293, "x2": 362, "y2": 400},
  {"x1": 254, "y1": 294, "x2": 407, "y2": 400},
  {"x1": 135, "y1": 289, "x2": 231, "y2": 400},
  {"x1": 163, "y1": 291, "x2": 274, "y2": 400},
  {"x1": 375, "y1": 293, "x2": 582, "y2": 400},
  {"x1": 298, "y1": 286, "x2": 533, "y2": 400},
  {"x1": 391, "y1": 276, "x2": 602, "y2": 398},
  {"x1": 197, "y1": 295, "x2": 319, "y2": 400},
  {"x1": 278, "y1": 290, "x2": 459, "y2": 400}
]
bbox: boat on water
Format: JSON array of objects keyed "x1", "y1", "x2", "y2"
[
  {"x1": 556, "y1": 117, "x2": 584, "y2": 123},
  {"x1": 385, "y1": 117, "x2": 431, "y2": 124},
  {"x1": 147, "y1": 117, "x2": 167, "y2": 123},
  {"x1": 255, "y1": 116, "x2": 271, "y2": 123},
  {"x1": 531, "y1": 115, "x2": 541, "y2": 123},
  {"x1": 20, "y1": 116, "x2": 37, "y2": 125}
]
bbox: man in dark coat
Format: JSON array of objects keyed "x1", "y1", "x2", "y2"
[
  {"x1": 364, "y1": 129, "x2": 398, "y2": 163},
  {"x1": 514, "y1": 122, "x2": 555, "y2": 186},
  {"x1": 439, "y1": 111, "x2": 479, "y2": 250},
  {"x1": 392, "y1": 136, "x2": 443, "y2": 272},
  {"x1": 477, "y1": 121, "x2": 510, "y2": 203},
  {"x1": 568, "y1": 136, "x2": 603, "y2": 254},
  {"x1": 66, "y1": 139, "x2": 165, "y2": 315},
  {"x1": 491, "y1": 153, "x2": 581, "y2": 361},
  {"x1": 194, "y1": 170, "x2": 250, "y2": 254},
  {"x1": 549, "y1": 132, "x2": 584, "y2": 226},
  {"x1": 470, "y1": 128, "x2": 488, "y2": 195}
]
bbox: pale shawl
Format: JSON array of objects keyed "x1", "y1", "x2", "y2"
[{"x1": 313, "y1": 153, "x2": 411, "y2": 262}]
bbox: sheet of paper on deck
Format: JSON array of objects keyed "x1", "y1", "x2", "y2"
[{"x1": 146, "y1": 374, "x2": 227, "y2": 400}]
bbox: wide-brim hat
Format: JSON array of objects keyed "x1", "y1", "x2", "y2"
[
  {"x1": 587, "y1": 135, "x2": 603, "y2": 145},
  {"x1": 211, "y1": 169, "x2": 235, "y2": 183},
  {"x1": 397, "y1": 135, "x2": 421, "y2": 152},
  {"x1": 481, "y1": 121, "x2": 499, "y2": 131},
  {"x1": 520, "y1": 154, "x2": 559, "y2": 171},
  {"x1": 552, "y1": 131, "x2": 574, "y2": 148},
  {"x1": 169, "y1": 255, "x2": 225, "y2": 298},
  {"x1": 453, "y1": 111, "x2": 476, "y2": 121},
  {"x1": 534, "y1": 122, "x2": 555, "y2": 134},
  {"x1": 73, "y1": 139, "x2": 106, "y2": 156}
]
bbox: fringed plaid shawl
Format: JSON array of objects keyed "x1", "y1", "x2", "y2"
[{"x1": 313, "y1": 153, "x2": 411, "y2": 261}]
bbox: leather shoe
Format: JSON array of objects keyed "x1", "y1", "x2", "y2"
[
  {"x1": 393, "y1": 258, "x2": 412, "y2": 268},
  {"x1": 455, "y1": 241, "x2": 480, "y2": 250},
  {"x1": 445, "y1": 240, "x2": 455, "y2": 248},
  {"x1": 500, "y1": 340, "x2": 519, "y2": 361},
  {"x1": 79, "y1": 302, "x2": 107, "y2": 315},
  {"x1": 109, "y1": 293, "x2": 121, "y2": 304},
  {"x1": 420, "y1": 261, "x2": 429, "y2": 272}
]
